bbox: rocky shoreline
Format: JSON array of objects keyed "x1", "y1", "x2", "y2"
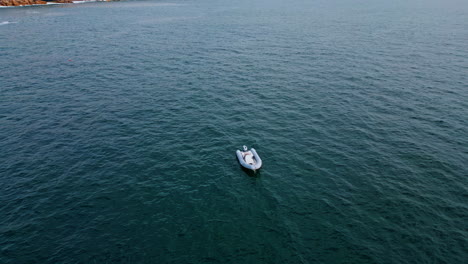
[{"x1": 0, "y1": 0, "x2": 115, "y2": 6}]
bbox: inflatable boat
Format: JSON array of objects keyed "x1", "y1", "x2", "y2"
[{"x1": 236, "y1": 145, "x2": 262, "y2": 171}]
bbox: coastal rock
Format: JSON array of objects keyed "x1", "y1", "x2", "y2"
[
  {"x1": 0, "y1": 0, "x2": 119, "y2": 6},
  {"x1": 0, "y1": 0, "x2": 47, "y2": 6}
]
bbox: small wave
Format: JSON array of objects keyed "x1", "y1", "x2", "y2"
[
  {"x1": 0, "y1": 21, "x2": 17, "y2": 26},
  {"x1": 73, "y1": 0, "x2": 97, "y2": 3}
]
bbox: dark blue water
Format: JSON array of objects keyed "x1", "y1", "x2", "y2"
[{"x1": 1, "y1": 0, "x2": 467, "y2": 263}]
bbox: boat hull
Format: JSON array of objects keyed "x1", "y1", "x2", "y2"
[{"x1": 236, "y1": 148, "x2": 262, "y2": 170}]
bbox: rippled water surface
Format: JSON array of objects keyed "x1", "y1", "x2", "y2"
[{"x1": 1, "y1": 0, "x2": 467, "y2": 263}]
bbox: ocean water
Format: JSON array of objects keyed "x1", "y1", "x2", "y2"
[{"x1": 1, "y1": 0, "x2": 467, "y2": 263}]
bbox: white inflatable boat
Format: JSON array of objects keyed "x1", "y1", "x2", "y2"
[{"x1": 236, "y1": 145, "x2": 262, "y2": 171}]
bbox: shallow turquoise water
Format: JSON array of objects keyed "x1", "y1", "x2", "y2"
[{"x1": 1, "y1": 0, "x2": 467, "y2": 263}]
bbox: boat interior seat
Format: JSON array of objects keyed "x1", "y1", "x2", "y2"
[{"x1": 244, "y1": 152, "x2": 255, "y2": 164}]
